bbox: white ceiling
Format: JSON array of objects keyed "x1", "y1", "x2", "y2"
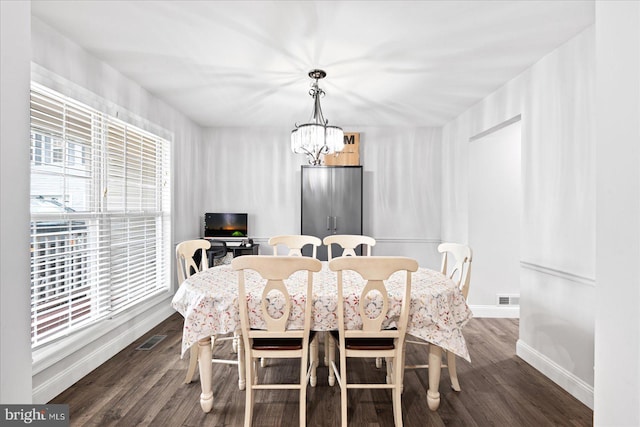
[{"x1": 31, "y1": 1, "x2": 594, "y2": 128}]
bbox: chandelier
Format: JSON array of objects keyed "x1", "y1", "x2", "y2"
[{"x1": 291, "y1": 69, "x2": 344, "y2": 165}]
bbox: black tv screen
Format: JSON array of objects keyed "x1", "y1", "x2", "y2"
[{"x1": 204, "y1": 213, "x2": 248, "y2": 238}]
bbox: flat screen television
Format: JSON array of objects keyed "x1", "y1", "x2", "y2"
[{"x1": 204, "y1": 213, "x2": 248, "y2": 238}]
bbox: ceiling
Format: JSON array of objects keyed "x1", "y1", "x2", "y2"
[{"x1": 31, "y1": 1, "x2": 594, "y2": 129}]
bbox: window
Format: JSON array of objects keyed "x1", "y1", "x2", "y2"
[{"x1": 29, "y1": 84, "x2": 171, "y2": 348}]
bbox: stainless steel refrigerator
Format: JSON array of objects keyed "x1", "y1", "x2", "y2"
[{"x1": 301, "y1": 165, "x2": 363, "y2": 260}]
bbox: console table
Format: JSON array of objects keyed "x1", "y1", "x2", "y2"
[
  {"x1": 227, "y1": 244, "x2": 259, "y2": 257},
  {"x1": 202, "y1": 239, "x2": 259, "y2": 267}
]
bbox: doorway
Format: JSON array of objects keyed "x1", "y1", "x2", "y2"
[{"x1": 468, "y1": 118, "x2": 521, "y2": 308}]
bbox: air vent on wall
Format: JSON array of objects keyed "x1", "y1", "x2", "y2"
[{"x1": 497, "y1": 294, "x2": 520, "y2": 306}]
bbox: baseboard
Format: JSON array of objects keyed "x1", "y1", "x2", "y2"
[
  {"x1": 32, "y1": 304, "x2": 175, "y2": 403},
  {"x1": 516, "y1": 339, "x2": 594, "y2": 409},
  {"x1": 469, "y1": 304, "x2": 520, "y2": 318}
]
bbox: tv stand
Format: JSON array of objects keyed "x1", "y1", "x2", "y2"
[
  {"x1": 227, "y1": 244, "x2": 259, "y2": 257},
  {"x1": 203, "y1": 238, "x2": 258, "y2": 258}
]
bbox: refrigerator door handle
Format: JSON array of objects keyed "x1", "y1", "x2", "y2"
[
  {"x1": 333, "y1": 216, "x2": 338, "y2": 231},
  {"x1": 327, "y1": 216, "x2": 331, "y2": 231}
]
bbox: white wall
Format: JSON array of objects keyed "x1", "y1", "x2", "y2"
[
  {"x1": 201, "y1": 127, "x2": 443, "y2": 269},
  {"x1": 594, "y1": 2, "x2": 640, "y2": 425},
  {"x1": 21, "y1": 18, "x2": 205, "y2": 403},
  {"x1": 468, "y1": 121, "x2": 521, "y2": 306},
  {"x1": 1, "y1": 0, "x2": 33, "y2": 404},
  {"x1": 442, "y1": 27, "x2": 596, "y2": 407},
  {"x1": 360, "y1": 127, "x2": 442, "y2": 270}
]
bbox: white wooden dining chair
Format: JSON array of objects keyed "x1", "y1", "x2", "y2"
[
  {"x1": 323, "y1": 234, "x2": 376, "y2": 260},
  {"x1": 175, "y1": 240, "x2": 243, "y2": 388},
  {"x1": 404, "y1": 242, "x2": 473, "y2": 393},
  {"x1": 264, "y1": 235, "x2": 322, "y2": 369},
  {"x1": 328, "y1": 256, "x2": 418, "y2": 427},
  {"x1": 232, "y1": 255, "x2": 322, "y2": 427},
  {"x1": 268, "y1": 234, "x2": 322, "y2": 258},
  {"x1": 321, "y1": 235, "x2": 377, "y2": 368}
]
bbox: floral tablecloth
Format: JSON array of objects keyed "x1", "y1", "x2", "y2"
[{"x1": 171, "y1": 262, "x2": 473, "y2": 361}]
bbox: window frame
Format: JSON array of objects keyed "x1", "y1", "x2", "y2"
[{"x1": 29, "y1": 83, "x2": 172, "y2": 350}]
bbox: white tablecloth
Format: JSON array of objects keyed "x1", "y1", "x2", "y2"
[{"x1": 171, "y1": 262, "x2": 473, "y2": 361}]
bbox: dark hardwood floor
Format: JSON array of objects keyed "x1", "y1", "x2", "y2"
[{"x1": 51, "y1": 314, "x2": 593, "y2": 426}]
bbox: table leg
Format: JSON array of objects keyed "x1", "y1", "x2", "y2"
[
  {"x1": 198, "y1": 337, "x2": 213, "y2": 412},
  {"x1": 427, "y1": 344, "x2": 441, "y2": 411},
  {"x1": 323, "y1": 331, "x2": 329, "y2": 366}
]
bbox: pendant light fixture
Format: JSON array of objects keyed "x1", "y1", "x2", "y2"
[{"x1": 291, "y1": 69, "x2": 344, "y2": 165}]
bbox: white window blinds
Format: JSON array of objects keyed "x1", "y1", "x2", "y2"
[{"x1": 29, "y1": 84, "x2": 171, "y2": 347}]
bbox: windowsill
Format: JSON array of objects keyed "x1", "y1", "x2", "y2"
[{"x1": 32, "y1": 290, "x2": 174, "y2": 375}]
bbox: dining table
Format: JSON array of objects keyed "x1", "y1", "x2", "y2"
[{"x1": 171, "y1": 259, "x2": 473, "y2": 413}]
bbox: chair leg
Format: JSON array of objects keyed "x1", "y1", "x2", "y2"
[
  {"x1": 299, "y1": 390, "x2": 307, "y2": 427},
  {"x1": 310, "y1": 335, "x2": 318, "y2": 387},
  {"x1": 385, "y1": 357, "x2": 392, "y2": 384},
  {"x1": 232, "y1": 331, "x2": 239, "y2": 353},
  {"x1": 328, "y1": 337, "x2": 336, "y2": 386},
  {"x1": 399, "y1": 345, "x2": 407, "y2": 394},
  {"x1": 447, "y1": 351, "x2": 461, "y2": 391},
  {"x1": 323, "y1": 331, "x2": 329, "y2": 366},
  {"x1": 184, "y1": 344, "x2": 199, "y2": 384},
  {"x1": 340, "y1": 379, "x2": 348, "y2": 427},
  {"x1": 340, "y1": 351, "x2": 348, "y2": 427},
  {"x1": 392, "y1": 357, "x2": 403, "y2": 427},
  {"x1": 300, "y1": 353, "x2": 308, "y2": 426},
  {"x1": 253, "y1": 358, "x2": 258, "y2": 384},
  {"x1": 237, "y1": 335, "x2": 246, "y2": 391},
  {"x1": 376, "y1": 357, "x2": 383, "y2": 369},
  {"x1": 244, "y1": 356, "x2": 255, "y2": 427}
]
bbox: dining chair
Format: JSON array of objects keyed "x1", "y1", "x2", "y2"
[
  {"x1": 328, "y1": 256, "x2": 418, "y2": 427},
  {"x1": 232, "y1": 255, "x2": 322, "y2": 427},
  {"x1": 263, "y1": 235, "x2": 322, "y2": 369},
  {"x1": 321, "y1": 234, "x2": 377, "y2": 368},
  {"x1": 175, "y1": 239, "x2": 242, "y2": 387},
  {"x1": 404, "y1": 242, "x2": 473, "y2": 393},
  {"x1": 268, "y1": 234, "x2": 322, "y2": 258},
  {"x1": 323, "y1": 234, "x2": 376, "y2": 260},
  {"x1": 206, "y1": 238, "x2": 229, "y2": 267}
]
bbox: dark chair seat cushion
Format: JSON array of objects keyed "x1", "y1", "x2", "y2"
[
  {"x1": 252, "y1": 331, "x2": 316, "y2": 350},
  {"x1": 329, "y1": 330, "x2": 395, "y2": 350}
]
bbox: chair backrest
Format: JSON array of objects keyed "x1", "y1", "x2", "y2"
[
  {"x1": 207, "y1": 239, "x2": 228, "y2": 261},
  {"x1": 268, "y1": 235, "x2": 322, "y2": 258},
  {"x1": 232, "y1": 255, "x2": 322, "y2": 338},
  {"x1": 323, "y1": 234, "x2": 376, "y2": 260},
  {"x1": 176, "y1": 239, "x2": 211, "y2": 284},
  {"x1": 438, "y1": 243, "x2": 473, "y2": 299},
  {"x1": 329, "y1": 256, "x2": 418, "y2": 340}
]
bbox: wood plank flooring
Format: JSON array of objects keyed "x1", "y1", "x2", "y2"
[{"x1": 51, "y1": 314, "x2": 593, "y2": 426}]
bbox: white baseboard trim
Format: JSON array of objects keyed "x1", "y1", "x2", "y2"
[
  {"x1": 32, "y1": 304, "x2": 175, "y2": 403},
  {"x1": 516, "y1": 339, "x2": 594, "y2": 409},
  {"x1": 469, "y1": 304, "x2": 520, "y2": 318}
]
